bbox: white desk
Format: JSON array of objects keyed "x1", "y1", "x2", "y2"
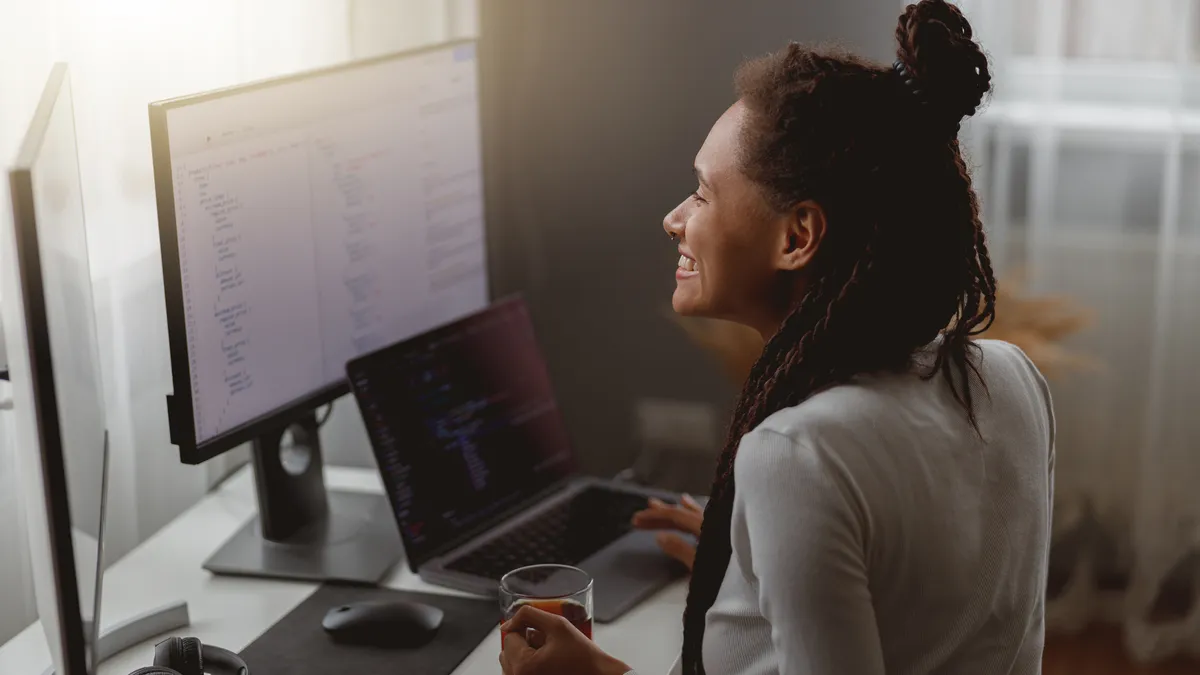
[{"x1": 0, "y1": 466, "x2": 687, "y2": 675}]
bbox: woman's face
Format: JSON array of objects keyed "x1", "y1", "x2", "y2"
[{"x1": 663, "y1": 101, "x2": 819, "y2": 337}]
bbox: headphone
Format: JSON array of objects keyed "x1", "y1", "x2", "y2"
[{"x1": 127, "y1": 637, "x2": 249, "y2": 675}]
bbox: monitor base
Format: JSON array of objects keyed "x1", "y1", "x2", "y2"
[
  {"x1": 202, "y1": 490, "x2": 403, "y2": 585},
  {"x1": 43, "y1": 601, "x2": 192, "y2": 675}
]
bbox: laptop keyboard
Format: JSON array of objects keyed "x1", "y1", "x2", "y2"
[{"x1": 445, "y1": 486, "x2": 652, "y2": 581}]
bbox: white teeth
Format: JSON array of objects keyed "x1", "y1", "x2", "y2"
[{"x1": 678, "y1": 255, "x2": 697, "y2": 272}]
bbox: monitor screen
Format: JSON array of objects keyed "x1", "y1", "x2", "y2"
[
  {"x1": 151, "y1": 41, "x2": 488, "y2": 455},
  {"x1": 346, "y1": 298, "x2": 578, "y2": 568},
  {"x1": 2, "y1": 63, "x2": 107, "y2": 674}
]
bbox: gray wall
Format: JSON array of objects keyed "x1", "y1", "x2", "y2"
[{"x1": 477, "y1": 0, "x2": 900, "y2": 484}]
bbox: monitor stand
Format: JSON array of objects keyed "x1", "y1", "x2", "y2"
[
  {"x1": 202, "y1": 411, "x2": 403, "y2": 584},
  {"x1": 42, "y1": 601, "x2": 192, "y2": 675}
]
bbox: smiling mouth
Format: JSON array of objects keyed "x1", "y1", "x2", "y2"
[{"x1": 678, "y1": 255, "x2": 698, "y2": 272}]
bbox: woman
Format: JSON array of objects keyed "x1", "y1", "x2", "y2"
[{"x1": 500, "y1": 2, "x2": 1055, "y2": 674}]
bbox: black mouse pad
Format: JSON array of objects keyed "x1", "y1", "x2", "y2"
[{"x1": 239, "y1": 584, "x2": 500, "y2": 675}]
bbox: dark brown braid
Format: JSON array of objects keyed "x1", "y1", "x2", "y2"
[{"x1": 679, "y1": 2, "x2": 995, "y2": 672}]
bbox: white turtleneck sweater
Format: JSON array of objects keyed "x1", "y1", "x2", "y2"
[{"x1": 641, "y1": 339, "x2": 1055, "y2": 675}]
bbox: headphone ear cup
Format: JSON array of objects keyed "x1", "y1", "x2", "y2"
[
  {"x1": 178, "y1": 637, "x2": 203, "y2": 675},
  {"x1": 201, "y1": 645, "x2": 249, "y2": 675},
  {"x1": 154, "y1": 637, "x2": 203, "y2": 675},
  {"x1": 127, "y1": 669, "x2": 183, "y2": 675},
  {"x1": 153, "y1": 637, "x2": 179, "y2": 670}
]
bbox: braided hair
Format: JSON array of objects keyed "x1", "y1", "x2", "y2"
[{"x1": 679, "y1": 2, "x2": 995, "y2": 673}]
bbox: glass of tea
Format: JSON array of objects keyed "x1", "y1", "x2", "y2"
[{"x1": 499, "y1": 564, "x2": 594, "y2": 646}]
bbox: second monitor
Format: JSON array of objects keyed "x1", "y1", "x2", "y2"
[{"x1": 148, "y1": 39, "x2": 489, "y2": 583}]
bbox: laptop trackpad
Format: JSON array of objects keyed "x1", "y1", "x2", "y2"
[{"x1": 580, "y1": 530, "x2": 689, "y2": 624}]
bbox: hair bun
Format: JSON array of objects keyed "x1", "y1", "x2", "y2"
[{"x1": 895, "y1": 0, "x2": 991, "y2": 132}]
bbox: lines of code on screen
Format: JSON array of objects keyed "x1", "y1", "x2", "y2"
[{"x1": 350, "y1": 299, "x2": 576, "y2": 563}]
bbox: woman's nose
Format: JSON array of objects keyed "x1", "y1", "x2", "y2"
[{"x1": 663, "y1": 204, "x2": 685, "y2": 240}]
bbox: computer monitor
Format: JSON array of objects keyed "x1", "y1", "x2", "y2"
[
  {"x1": 148, "y1": 39, "x2": 489, "y2": 583},
  {"x1": 1, "y1": 62, "x2": 109, "y2": 675}
]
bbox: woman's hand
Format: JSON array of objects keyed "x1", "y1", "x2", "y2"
[
  {"x1": 631, "y1": 494, "x2": 704, "y2": 570},
  {"x1": 499, "y1": 606, "x2": 631, "y2": 675}
]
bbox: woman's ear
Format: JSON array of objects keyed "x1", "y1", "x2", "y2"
[{"x1": 777, "y1": 199, "x2": 825, "y2": 272}]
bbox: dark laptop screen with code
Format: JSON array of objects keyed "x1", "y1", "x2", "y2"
[{"x1": 346, "y1": 296, "x2": 578, "y2": 568}]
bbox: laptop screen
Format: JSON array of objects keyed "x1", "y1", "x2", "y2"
[{"x1": 347, "y1": 296, "x2": 578, "y2": 568}]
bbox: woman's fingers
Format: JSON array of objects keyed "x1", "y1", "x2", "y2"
[
  {"x1": 632, "y1": 496, "x2": 703, "y2": 536},
  {"x1": 502, "y1": 605, "x2": 568, "y2": 636},
  {"x1": 501, "y1": 628, "x2": 535, "y2": 674},
  {"x1": 631, "y1": 509, "x2": 678, "y2": 529},
  {"x1": 655, "y1": 532, "x2": 697, "y2": 570}
]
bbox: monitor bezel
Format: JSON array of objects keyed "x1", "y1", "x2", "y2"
[
  {"x1": 9, "y1": 61, "x2": 91, "y2": 675},
  {"x1": 148, "y1": 38, "x2": 481, "y2": 465}
]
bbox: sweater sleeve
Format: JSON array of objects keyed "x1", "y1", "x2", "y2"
[{"x1": 735, "y1": 427, "x2": 887, "y2": 675}]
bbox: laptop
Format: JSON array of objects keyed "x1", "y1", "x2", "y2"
[{"x1": 345, "y1": 296, "x2": 690, "y2": 622}]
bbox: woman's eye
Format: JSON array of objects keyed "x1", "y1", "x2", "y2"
[{"x1": 690, "y1": 190, "x2": 706, "y2": 204}]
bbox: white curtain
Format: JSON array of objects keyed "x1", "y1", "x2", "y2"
[
  {"x1": 0, "y1": 0, "x2": 472, "y2": 646},
  {"x1": 957, "y1": 0, "x2": 1200, "y2": 664}
]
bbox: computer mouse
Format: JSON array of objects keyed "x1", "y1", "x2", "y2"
[{"x1": 321, "y1": 600, "x2": 444, "y2": 648}]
